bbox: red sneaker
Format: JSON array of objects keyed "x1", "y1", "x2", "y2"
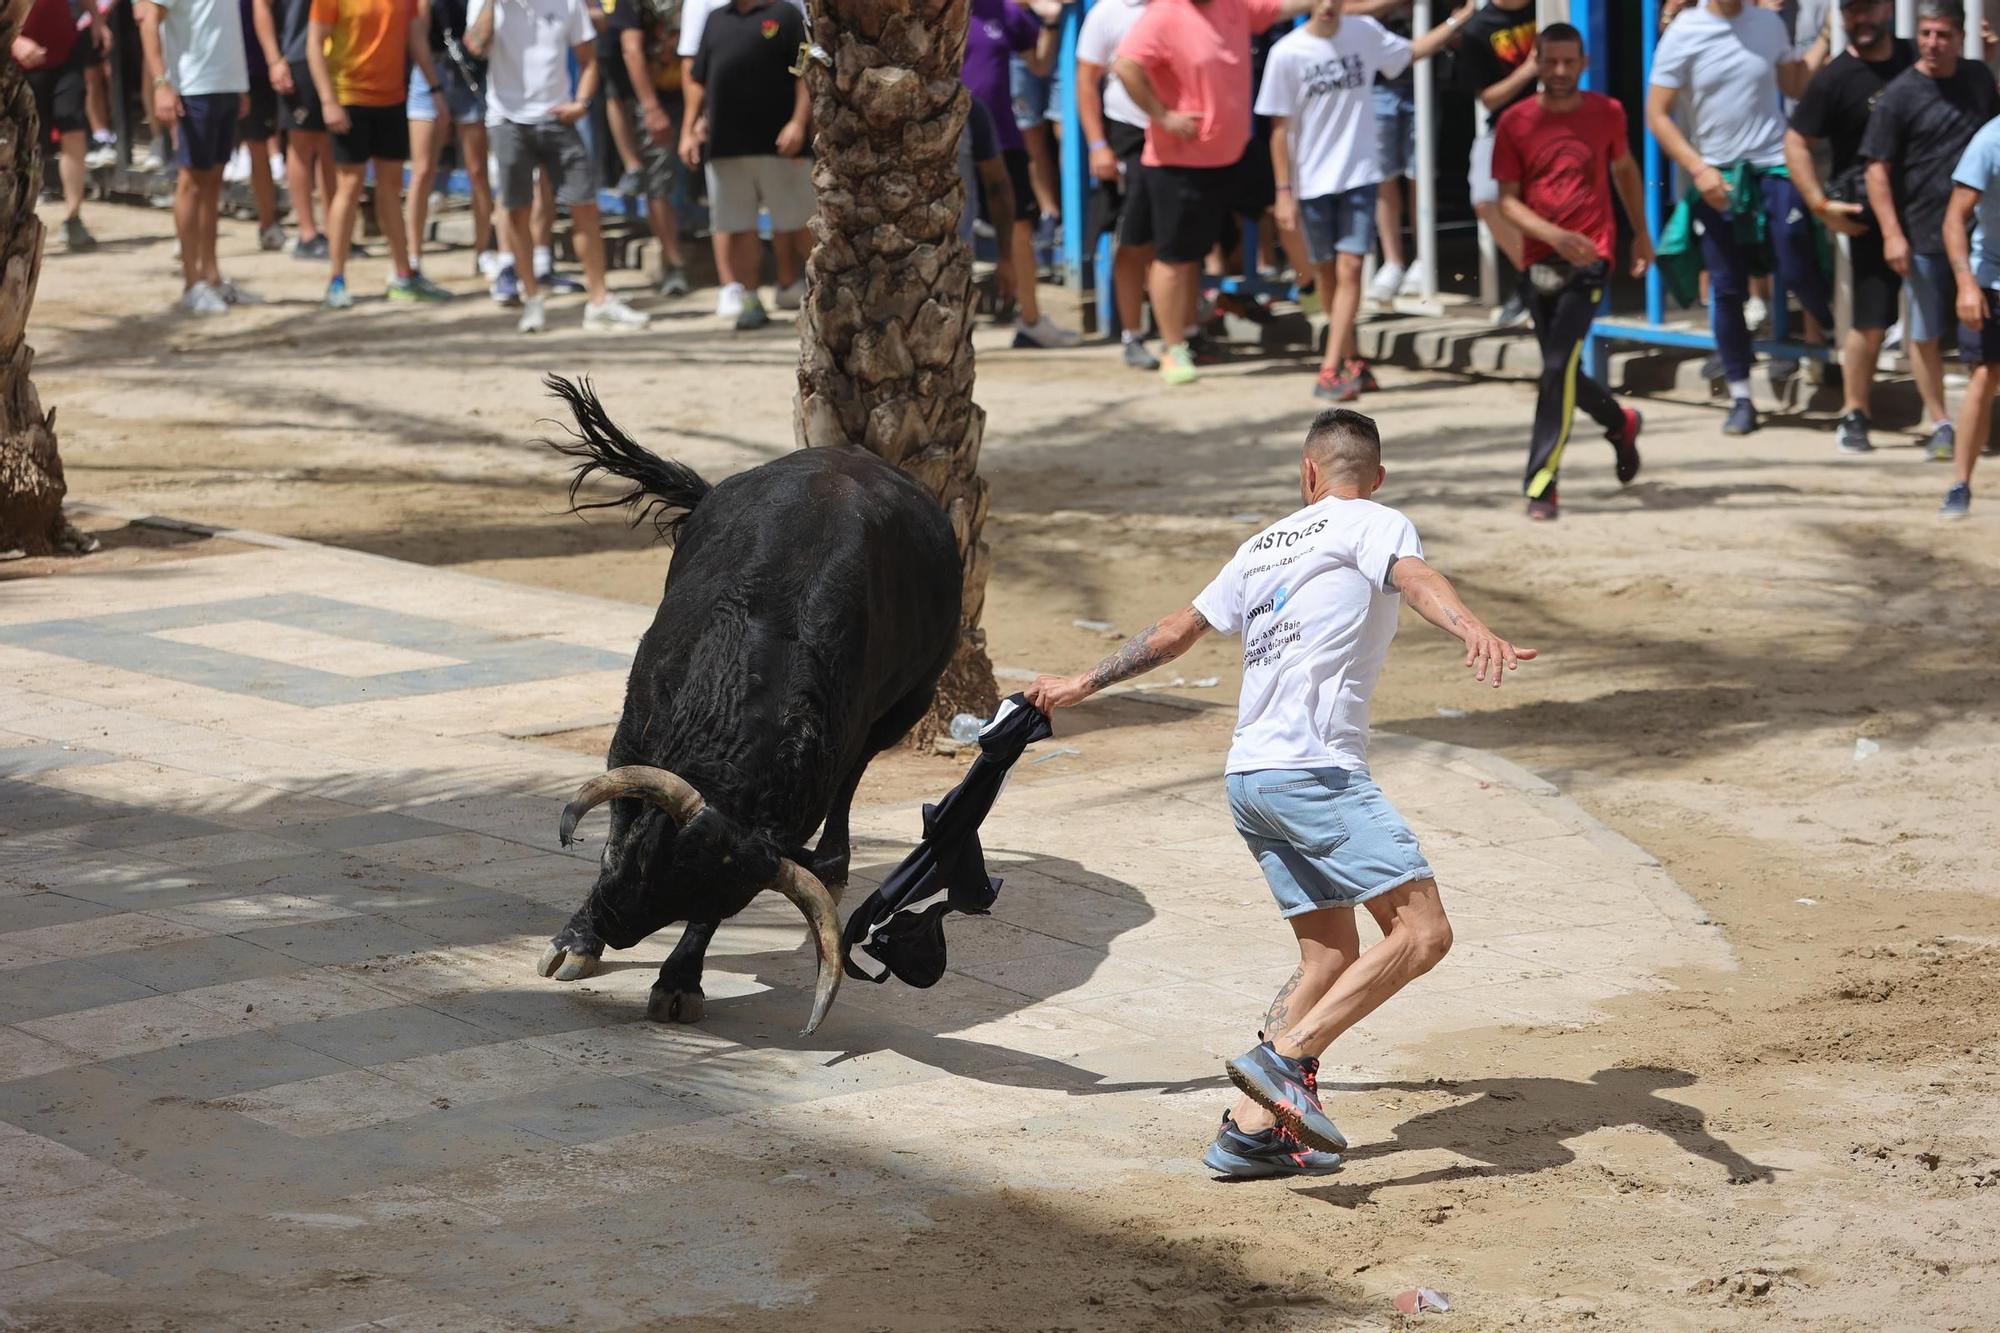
[
  {"x1": 1526, "y1": 489, "x2": 1559, "y2": 521},
  {"x1": 1346, "y1": 357, "x2": 1379, "y2": 393},
  {"x1": 1608, "y1": 406, "x2": 1643, "y2": 484},
  {"x1": 1314, "y1": 365, "x2": 1360, "y2": 401}
]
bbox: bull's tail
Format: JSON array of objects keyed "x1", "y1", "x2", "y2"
[{"x1": 542, "y1": 374, "x2": 713, "y2": 544}]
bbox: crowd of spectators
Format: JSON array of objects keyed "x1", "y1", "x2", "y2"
[{"x1": 15, "y1": 0, "x2": 2000, "y2": 516}]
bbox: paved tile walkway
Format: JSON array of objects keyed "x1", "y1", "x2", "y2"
[{"x1": 0, "y1": 517, "x2": 1728, "y2": 1328}]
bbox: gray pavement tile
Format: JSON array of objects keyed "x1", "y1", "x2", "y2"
[
  {"x1": 387, "y1": 892, "x2": 550, "y2": 944},
  {"x1": 0, "y1": 958, "x2": 160, "y2": 1025},
  {"x1": 316, "y1": 1105, "x2": 564, "y2": 1178},
  {"x1": 233, "y1": 915, "x2": 450, "y2": 967},
  {"x1": 271, "y1": 1003, "x2": 497, "y2": 1067},
  {"x1": 269, "y1": 812, "x2": 459, "y2": 852},
  {"x1": 476, "y1": 1073, "x2": 720, "y2": 1144},
  {"x1": 0, "y1": 743, "x2": 119, "y2": 779},
  {"x1": 50, "y1": 866, "x2": 247, "y2": 913},
  {"x1": 0, "y1": 779, "x2": 144, "y2": 835},
  {"x1": 92, "y1": 935, "x2": 300, "y2": 993},
  {"x1": 92, "y1": 1029, "x2": 351, "y2": 1100},
  {"x1": 0, "y1": 891, "x2": 122, "y2": 934},
  {"x1": 424, "y1": 985, "x2": 622, "y2": 1042}
]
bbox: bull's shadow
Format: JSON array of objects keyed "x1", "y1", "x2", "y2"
[{"x1": 572, "y1": 844, "x2": 1233, "y2": 1101}]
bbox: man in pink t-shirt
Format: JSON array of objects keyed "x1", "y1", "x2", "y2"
[{"x1": 1114, "y1": 0, "x2": 1309, "y2": 384}]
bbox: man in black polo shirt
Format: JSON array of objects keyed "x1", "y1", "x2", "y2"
[
  {"x1": 681, "y1": 0, "x2": 812, "y2": 330},
  {"x1": 1786, "y1": 0, "x2": 1913, "y2": 455},
  {"x1": 1452, "y1": 0, "x2": 1535, "y2": 327}
]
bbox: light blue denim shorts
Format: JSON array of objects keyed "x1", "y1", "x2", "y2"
[
  {"x1": 1299, "y1": 184, "x2": 1380, "y2": 265},
  {"x1": 1225, "y1": 768, "x2": 1433, "y2": 917}
]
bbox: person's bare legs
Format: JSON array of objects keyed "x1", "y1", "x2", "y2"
[
  {"x1": 1149, "y1": 258, "x2": 1199, "y2": 347},
  {"x1": 775, "y1": 227, "x2": 806, "y2": 288},
  {"x1": 55, "y1": 129, "x2": 86, "y2": 222},
  {"x1": 1376, "y1": 176, "x2": 1406, "y2": 272},
  {"x1": 646, "y1": 195, "x2": 684, "y2": 270},
  {"x1": 286, "y1": 129, "x2": 329, "y2": 243},
  {"x1": 244, "y1": 135, "x2": 277, "y2": 234},
  {"x1": 1022, "y1": 120, "x2": 1059, "y2": 220},
  {"x1": 1842, "y1": 326, "x2": 1887, "y2": 418},
  {"x1": 504, "y1": 205, "x2": 539, "y2": 299},
  {"x1": 570, "y1": 201, "x2": 609, "y2": 303},
  {"x1": 1114, "y1": 240, "x2": 1152, "y2": 335},
  {"x1": 1012, "y1": 220, "x2": 1041, "y2": 324},
  {"x1": 328, "y1": 161, "x2": 368, "y2": 282},
  {"x1": 1318, "y1": 251, "x2": 1365, "y2": 373},
  {"x1": 1230, "y1": 907, "x2": 1361, "y2": 1134},
  {"x1": 459, "y1": 121, "x2": 494, "y2": 258},
  {"x1": 372, "y1": 156, "x2": 413, "y2": 279},
  {"x1": 1266, "y1": 878, "x2": 1452, "y2": 1063},
  {"x1": 405, "y1": 114, "x2": 445, "y2": 265},
  {"x1": 606, "y1": 97, "x2": 643, "y2": 184},
  {"x1": 1951, "y1": 360, "x2": 1994, "y2": 490},
  {"x1": 194, "y1": 167, "x2": 223, "y2": 285},
  {"x1": 727, "y1": 230, "x2": 761, "y2": 297},
  {"x1": 1910, "y1": 337, "x2": 1951, "y2": 426},
  {"x1": 173, "y1": 167, "x2": 202, "y2": 290},
  {"x1": 533, "y1": 172, "x2": 555, "y2": 264}
]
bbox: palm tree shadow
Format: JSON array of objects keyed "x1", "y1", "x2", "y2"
[
  {"x1": 608, "y1": 848, "x2": 1235, "y2": 1101},
  {"x1": 1295, "y1": 1066, "x2": 1778, "y2": 1208}
]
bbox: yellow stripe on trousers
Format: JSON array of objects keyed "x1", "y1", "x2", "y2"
[{"x1": 1528, "y1": 287, "x2": 1599, "y2": 501}]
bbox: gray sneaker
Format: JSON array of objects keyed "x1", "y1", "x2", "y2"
[
  {"x1": 659, "y1": 265, "x2": 691, "y2": 298},
  {"x1": 734, "y1": 295, "x2": 770, "y2": 331},
  {"x1": 1926, "y1": 421, "x2": 1957, "y2": 462},
  {"x1": 1837, "y1": 410, "x2": 1873, "y2": 455},
  {"x1": 1122, "y1": 338, "x2": 1160, "y2": 371},
  {"x1": 1225, "y1": 1040, "x2": 1347, "y2": 1154},
  {"x1": 62, "y1": 216, "x2": 97, "y2": 252}
]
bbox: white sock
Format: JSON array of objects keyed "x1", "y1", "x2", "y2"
[
  {"x1": 533, "y1": 245, "x2": 552, "y2": 275},
  {"x1": 1727, "y1": 379, "x2": 1754, "y2": 403},
  {"x1": 1936, "y1": 418, "x2": 1953, "y2": 429},
  {"x1": 1122, "y1": 330, "x2": 1144, "y2": 345}
]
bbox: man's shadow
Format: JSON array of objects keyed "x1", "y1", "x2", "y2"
[
  {"x1": 585, "y1": 845, "x2": 1235, "y2": 1102},
  {"x1": 1294, "y1": 1067, "x2": 1777, "y2": 1208}
]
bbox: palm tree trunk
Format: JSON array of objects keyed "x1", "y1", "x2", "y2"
[
  {"x1": 794, "y1": 0, "x2": 999, "y2": 740},
  {"x1": 0, "y1": 0, "x2": 87, "y2": 558}
]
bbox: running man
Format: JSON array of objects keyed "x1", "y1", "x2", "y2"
[
  {"x1": 1256, "y1": 0, "x2": 1469, "y2": 402},
  {"x1": 1493, "y1": 22, "x2": 1649, "y2": 520},
  {"x1": 1940, "y1": 109, "x2": 2000, "y2": 518},
  {"x1": 1026, "y1": 408, "x2": 1535, "y2": 1178}
]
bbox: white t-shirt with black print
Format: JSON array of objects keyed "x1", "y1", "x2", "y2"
[
  {"x1": 1254, "y1": 17, "x2": 1413, "y2": 199},
  {"x1": 1193, "y1": 497, "x2": 1422, "y2": 777}
]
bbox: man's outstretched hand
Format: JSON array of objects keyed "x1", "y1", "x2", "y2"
[
  {"x1": 1462, "y1": 630, "x2": 1535, "y2": 687},
  {"x1": 1025, "y1": 674, "x2": 1090, "y2": 712}
]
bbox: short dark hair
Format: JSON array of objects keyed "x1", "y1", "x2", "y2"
[
  {"x1": 1537, "y1": 21, "x2": 1584, "y2": 50},
  {"x1": 1916, "y1": 0, "x2": 1964, "y2": 27},
  {"x1": 1304, "y1": 408, "x2": 1382, "y2": 481}
]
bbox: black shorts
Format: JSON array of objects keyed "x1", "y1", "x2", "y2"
[
  {"x1": 1128, "y1": 161, "x2": 1238, "y2": 265},
  {"x1": 1084, "y1": 118, "x2": 1146, "y2": 250},
  {"x1": 239, "y1": 80, "x2": 278, "y2": 141},
  {"x1": 1849, "y1": 229, "x2": 1903, "y2": 332},
  {"x1": 284, "y1": 59, "x2": 326, "y2": 133},
  {"x1": 1233, "y1": 134, "x2": 1276, "y2": 216},
  {"x1": 1958, "y1": 288, "x2": 2000, "y2": 365},
  {"x1": 1002, "y1": 145, "x2": 1040, "y2": 225},
  {"x1": 332, "y1": 102, "x2": 410, "y2": 164},
  {"x1": 602, "y1": 44, "x2": 636, "y2": 102},
  {"x1": 175, "y1": 91, "x2": 239, "y2": 170},
  {"x1": 27, "y1": 42, "x2": 89, "y2": 138}
]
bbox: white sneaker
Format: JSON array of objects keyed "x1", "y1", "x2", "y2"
[
  {"x1": 258, "y1": 224, "x2": 285, "y2": 252},
  {"x1": 216, "y1": 279, "x2": 263, "y2": 305},
  {"x1": 774, "y1": 278, "x2": 807, "y2": 310},
  {"x1": 1013, "y1": 313, "x2": 1081, "y2": 348},
  {"x1": 583, "y1": 295, "x2": 652, "y2": 330},
  {"x1": 144, "y1": 143, "x2": 169, "y2": 171},
  {"x1": 1367, "y1": 262, "x2": 1405, "y2": 304},
  {"x1": 179, "y1": 282, "x2": 228, "y2": 316},
  {"x1": 222, "y1": 145, "x2": 250, "y2": 184},
  {"x1": 1743, "y1": 295, "x2": 1768, "y2": 331},
  {"x1": 1399, "y1": 260, "x2": 1428, "y2": 296},
  {"x1": 716, "y1": 281, "x2": 747, "y2": 320},
  {"x1": 476, "y1": 249, "x2": 502, "y2": 280},
  {"x1": 84, "y1": 142, "x2": 117, "y2": 169},
  {"x1": 517, "y1": 294, "x2": 547, "y2": 333}
]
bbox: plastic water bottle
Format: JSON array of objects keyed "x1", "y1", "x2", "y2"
[{"x1": 948, "y1": 713, "x2": 984, "y2": 744}]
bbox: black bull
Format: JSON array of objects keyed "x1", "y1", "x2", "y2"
[{"x1": 535, "y1": 377, "x2": 962, "y2": 1035}]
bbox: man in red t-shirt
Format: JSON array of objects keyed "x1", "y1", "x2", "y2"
[
  {"x1": 1113, "y1": 0, "x2": 1310, "y2": 385},
  {"x1": 13, "y1": 0, "x2": 99, "y2": 251},
  {"x1": 1491, "y1": 23, "x2": 1651, "y2": 521}
]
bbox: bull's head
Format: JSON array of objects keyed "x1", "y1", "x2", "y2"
[{"x1": 556, "y1": 766, "x2": 844, "y2": 1036}]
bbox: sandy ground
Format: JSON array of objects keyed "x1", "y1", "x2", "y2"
[{"x1": 17, "y1": 202, "x2": 2000, "y2": 1329}]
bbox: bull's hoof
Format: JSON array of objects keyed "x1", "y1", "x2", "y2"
[
  {"x1": 647, "y1": 986, "x2": 705, "y2": 1024},
  {"x1": 537, "y1": 943, "x2": 601, "y2": 982}
]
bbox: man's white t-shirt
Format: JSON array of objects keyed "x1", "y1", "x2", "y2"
[
  {"x1": 1193, "y1": 497, "x2": 1422, "y2": 776},
  {"x1": 1077, "y1": 0, "x2": 1149, "y2": 131},
  {"x1": 1254, "y1": 18, "x2": 1411, "y2": 199},
  {"x1": 471, "y1": 0, "x2": 595, "y2": 127},
  {"x1": 676, "y1": 0, "x2": 807, "y2": 58},
  {"x1": 152, "y1": 0, "x2": 249, "y2": 97},
  {"x1": 1649, "y1": 2, "x2": 1795, "y2": 169}
]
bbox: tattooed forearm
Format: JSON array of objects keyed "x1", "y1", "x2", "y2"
[
  {"x1": 1082, "y1": 623, "x2": 1171, "y2": 692},
  {"x1": 1263, "y1": 965, "x2": 1304, "y2": 1040}
]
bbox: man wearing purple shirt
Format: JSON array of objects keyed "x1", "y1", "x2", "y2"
[{"x1": 965, "y1": 0, "x2": 1080, "y2": 348}]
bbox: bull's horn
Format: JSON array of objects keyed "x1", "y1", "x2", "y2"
[
  {"x1": 559, "y1": 765, "x2": 707, "y2": 846},
  {"x1": 767, "y1": 859, "x2": 843, "y2": 1038}
]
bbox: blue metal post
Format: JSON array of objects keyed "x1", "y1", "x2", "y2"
[
  {"x1": 1059, "y1": 3, "x2": 1088, "y2": 300},
  {"x1": 1577, "y1": 0, "x2": 1612, "y2": 382},
  {"x1": 1640, "y1": 0, "x2": 1664, "y2": 328}
]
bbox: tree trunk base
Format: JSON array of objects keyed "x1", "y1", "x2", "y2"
[{"x1": 908, "y1": 629, "x2": 1002, "y2": 750}]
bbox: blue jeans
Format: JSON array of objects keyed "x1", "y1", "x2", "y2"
[
  {"x1": 1695, "y1": 172, "x2": 1833, "y2": 383},
  {"x1": 1906, "y1": 252, "x2": 1955, "y2": 346},
  {"x1": 1225, "y1": 768, "x2": 1434, "y2": 916},
  {"x1": 1372, "y1": 84, "x2": 1415, "y2": 179}
]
